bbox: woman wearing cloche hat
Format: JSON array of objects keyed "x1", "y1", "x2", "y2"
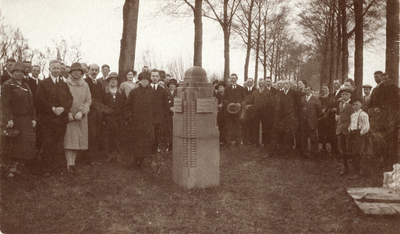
[
  {"x1": 63, "y1": 62, "x2": 92, "y2": 172},
  {"x1": 102, "y1": 72, "x2": 126, "y2": 162},
  {"x1": 1, "y1": 62, "x2": 36, "y2": 177},
  {"x1": 124, "y1": 71, "x2": 155, "y2": 169}
]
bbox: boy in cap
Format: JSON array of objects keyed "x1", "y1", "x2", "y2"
[
  {"x1": 336, "y1": 87, "x2": 355, "y2": 175},
  {"x1": 361, "y1": 84, "x2": 372, "y2": 111},
  {"x1": 102, "y1": 72, "x2": 126, "y2": 162},
  {"x1": 347, "y1": 97, "x2": 369, "y2": 179}
]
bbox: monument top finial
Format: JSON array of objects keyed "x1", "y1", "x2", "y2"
[{"x1": 184, "y1": 66, "x2": 207, "y2": 87}]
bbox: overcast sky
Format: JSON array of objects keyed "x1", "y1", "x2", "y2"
[{"x1": 2, "y1": 0, "x2": 387, "y2": 86}]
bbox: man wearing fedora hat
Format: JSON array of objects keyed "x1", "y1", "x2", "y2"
[{"x1": 36, "y1": 59, "x2": 73, "y2": 176}]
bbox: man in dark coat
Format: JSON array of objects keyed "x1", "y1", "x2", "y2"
[
  {"x1": 300, "y1": 85, "x2": 322, "y2": 158},
  {"x1": 24, "y1": 65, "x2": 41, "y2": 99},
  {"x1": 1, "y1": 58, "x2": 15, "y2": 84},
  {"x1": 84, "y1": 64, "x2": 104, "y2": 162},
  {"x1": 97, "y1": 64, "x2": 110, "y2": 90},
  {"x1": 242, "y1": 78, "x2": 257, "y2": 146},
  {"x1": 242, "y1": 79, "x2": 274, "y2": 150},
  {"x1": 150, "y1": 69, "x2": 169, "y2": 152},
  {"x1": 215, "y1": 81, "x2": 228, "y2": 146},
  {"x1": 27, "y1": 65, "x2": 42, "y2": 154},
  {"x1": 36, "y1": 60, "x2": 73, "y2": 176},
  {"x1": 271, "y1": 79, "x2": 299, "y2": 156},
  {"x1": 224, "y1": 73, "x2": 246, "y2": 147},
  {"x1": 368, "y1": 71, "x2": 399, "y2": 170}
]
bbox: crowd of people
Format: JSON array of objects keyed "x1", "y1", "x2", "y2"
[
  {"x1": 1, "y1": 57, "x2": 399, "y2": 180},
  {"x1": 214, "y1": 72, "x2": 399, "y2": 179},
  {"x1": 1, "y1": 58, "x2": 177, "y2": 177}
]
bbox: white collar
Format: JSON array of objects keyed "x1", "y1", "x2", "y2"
[{"x1": 50, "y1": 74, "x2": 59, "y2": 83}]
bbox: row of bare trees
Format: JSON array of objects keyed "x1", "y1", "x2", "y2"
[
  {"x1": 119, "y1": 0, "x2": 398, "y2": 90},
  {"x1": 1, "y1": 11, "x2": 84, "y2": 77}
]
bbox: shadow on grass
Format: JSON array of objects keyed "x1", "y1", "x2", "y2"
[{"x1": 1, "y1": 146, "x2": 399, "y2": 233}]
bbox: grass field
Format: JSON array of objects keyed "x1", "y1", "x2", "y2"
[{"x1": 1, "y1": 146, "x2": 399, "y2": 233}]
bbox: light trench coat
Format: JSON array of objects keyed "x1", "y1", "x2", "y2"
[{"x1": 64, "y1": 77, "x2": 92, "y2": 150}]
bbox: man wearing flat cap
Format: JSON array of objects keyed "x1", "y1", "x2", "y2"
[{"x1": 361, "y1": 84, "x2": 372, "y2": 111}]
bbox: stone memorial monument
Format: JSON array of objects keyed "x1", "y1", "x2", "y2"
[{"x1": 172, "y1": 66, "x2": 220, "y2": 189}]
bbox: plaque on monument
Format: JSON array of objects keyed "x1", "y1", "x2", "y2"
[
  {"x1": 196, "y1": 98, "x2": 214, "y2": 113},
  {"x1": 172, "y1": 66, "x2": 220, "y2": 189},
  {"x1": 174, "y1": 98, "x2": 183, "y2": 113}
]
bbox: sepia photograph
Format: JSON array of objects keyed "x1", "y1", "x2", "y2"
[{"x1": 1, "y1": 0, "x2": 399, "y2": 233}]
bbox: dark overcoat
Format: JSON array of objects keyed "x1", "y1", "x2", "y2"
[
  {"x1": 1, "y1": 78, "x2": 36, "y2": 159},
  {"x1": 273, "y1": 88, "x2": 299, "y2": 134},
  {"x1": 124, "y1": 85, "x2": 155, "y2": 157}
]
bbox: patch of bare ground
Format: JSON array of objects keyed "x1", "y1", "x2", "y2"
[{"x1": 1, "y1": 146, "x2": 399, "y2": 233}]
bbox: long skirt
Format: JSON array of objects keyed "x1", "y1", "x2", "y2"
[{"x1": 7, "y1": 116, "x2": 35, "y2": 160}]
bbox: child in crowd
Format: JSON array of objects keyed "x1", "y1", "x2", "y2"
[
  {"x1": 347, "y1": 97, "x2": 370, "y2": 179},
  {"x1": 102, "y1": 72, "x2": 126, "y2": 162},
  {"x1": 336, "y1": 87, "x2": 355, "y2": 175}
]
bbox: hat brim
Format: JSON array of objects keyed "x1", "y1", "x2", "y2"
[
  {"x1": 167, "y1": 82, "x2": 178, "y2": 87},
  {"x1": 227, "y1": 103, "x2": 241, "y2": 114},
  {"x1": 138, "y1": 77, "x2": 152, "y2": 82},
  {"x1": 338, "y1": 88, "x2": 353, "y2": 96},
  {"x1": 106, "y1": 76, "x2": 118, "y2": 82},
  {"x1": 69, "y1": 69, "x2": 84, "y2": 74},
  {"x1": 11, "y1": 68, "x2": 26, "y2": 75}
]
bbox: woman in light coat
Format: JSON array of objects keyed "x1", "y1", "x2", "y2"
[{"x1": 64, "y1": 63, "x2": 92, "y2": 172}]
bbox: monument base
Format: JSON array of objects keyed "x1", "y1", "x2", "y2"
[{"x1": 172, "y1": 136, "x2": 219, "y2": 189}]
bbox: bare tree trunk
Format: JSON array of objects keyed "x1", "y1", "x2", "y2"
[
  {"x1": 354, "y1": 0, "x2": 363, "y2": 98},
  {"x1": 386, "y1": 0, "x2": 399, "y2": 86},
  {"x1": 223, "y1": 0, "x2": 230, "y2": 83},
  {"x1": 254, "y1": 4, "x2": 261, "y2": 86},
  {"x1": 244, "y1": 0, "x2": 255, "y2": 81},
  {"x1": 329, "y1": 1, "x2": 336, "y2": 87},
  {"x1": 336, "y1": 8, "x2": 342, "y2": 87},
  {"x1": 193, "y1": 0, "x2": 203, "y2": 67},
  {"x1": 118, "y1": 0, "x2": 140, "y2": 84},
  {"x1": 340, "y1": 0, "x2": 348, "y2": 82}
]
